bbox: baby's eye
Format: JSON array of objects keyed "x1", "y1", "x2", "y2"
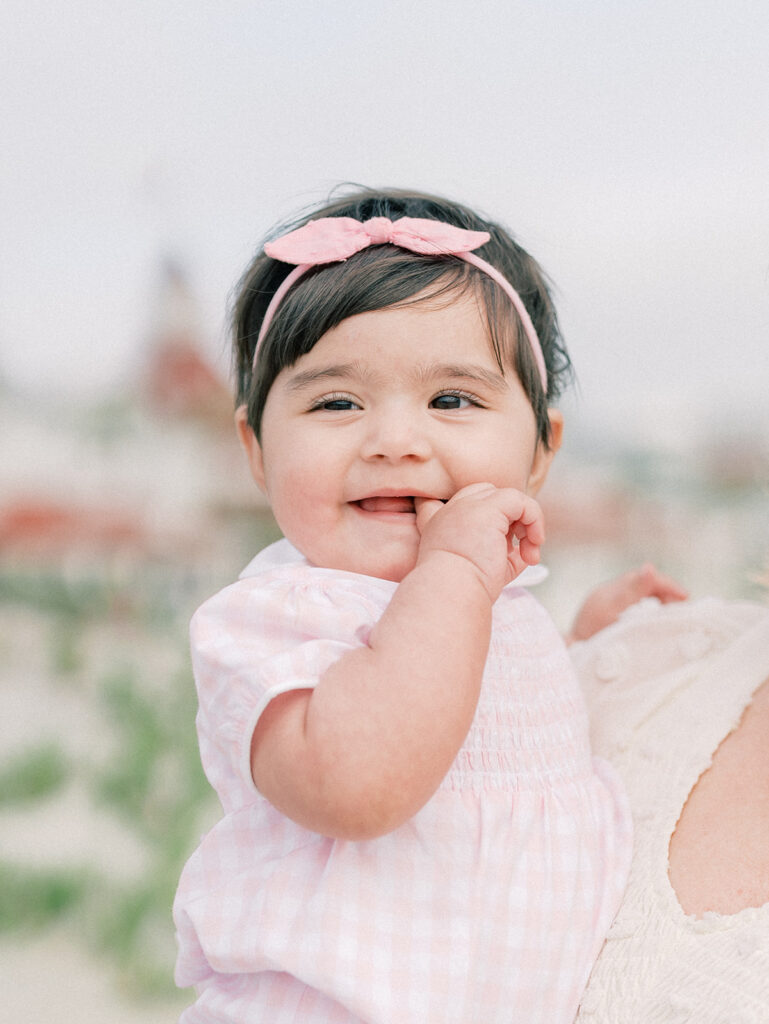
[
  {"x1": 430, "y1": 391, "x2": 481, "y2": 411},
  {"x1": 310, "y1": 393, "x2": 360, "y2": 412}
]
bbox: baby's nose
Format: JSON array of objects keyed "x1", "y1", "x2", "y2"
[{"x1": 360, "y1": 413, "x2": 432, "y2": 462}]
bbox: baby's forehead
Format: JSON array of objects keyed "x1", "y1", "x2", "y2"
[
  {"x1": 308, "y1": 296, "x2": 520, "y2": 380},
  {"x1": 300, "y1": 294, "x2": 510, "y2": 359}
]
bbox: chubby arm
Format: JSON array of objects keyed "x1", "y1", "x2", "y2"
[
  {"x1": 566, "y1": 562, "x2": 688, "y2": 644},
  {"x1": 250, "y1": 484, "x2": 544, "y2": 840}
]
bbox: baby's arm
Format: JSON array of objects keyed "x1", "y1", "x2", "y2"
[
  {"x1": 251, "y1": 483, "x2": 544, "y2": 841},
  {"x1": 566, "y1": 563, "x2": 688, "y2": 643}
]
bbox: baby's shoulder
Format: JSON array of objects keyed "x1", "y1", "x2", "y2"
[{"x1": 192, "y1": 559, "x2": 396, "y2": 645}]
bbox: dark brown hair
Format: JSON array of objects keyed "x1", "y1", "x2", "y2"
[{"x1": 232, "y1": 187, "x2": 572, "y2": 446}]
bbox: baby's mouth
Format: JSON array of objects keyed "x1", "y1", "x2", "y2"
[{"x1": 355, "y1": 496, "x2": 416, "y2": 514}]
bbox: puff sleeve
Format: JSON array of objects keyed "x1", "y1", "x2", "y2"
[{"x1": 189, "y1": 565, "x2": 394, "y2": 812}]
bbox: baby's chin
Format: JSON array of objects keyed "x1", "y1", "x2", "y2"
[
  {"x1": 370, "y1": 559, "x2": 414, "y2": 584},
  {"x1": 338, "y1": 558, "x2": 415, "y2": 583},
  {"x1": 305, "y1": 548, "x2": 417, "y2": 583}
]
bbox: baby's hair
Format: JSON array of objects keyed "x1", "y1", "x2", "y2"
[{"x1": 232, "y1": 186, "x2": 573, "y2": 447}]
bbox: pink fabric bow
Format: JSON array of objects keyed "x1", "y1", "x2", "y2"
[
  {"x1": 256, "y1": 215, "x2": 548, "y2": 392},
  {"x1": 264, "y1": 216, "x2": 492, "y2": 263}
]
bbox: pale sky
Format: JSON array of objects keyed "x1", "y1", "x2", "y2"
[{"x1": 2, "y1": 0, "x2": 769, "y2": 443}]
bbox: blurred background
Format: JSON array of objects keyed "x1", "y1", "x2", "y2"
[{"x1": 2, "y1": 2, "x2": 768, "y2": 1019}]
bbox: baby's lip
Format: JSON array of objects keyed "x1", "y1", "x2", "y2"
[
  {"x1": 354, "y1": 496, "x2": 416, "y2": 514},
  {"x1": 351, "y1": 492, "x2": 449, "y2": 514}
]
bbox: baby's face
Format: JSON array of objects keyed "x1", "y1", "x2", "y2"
[{"x1": 245, "y1": 293, "x2": 559, "y2": 582}]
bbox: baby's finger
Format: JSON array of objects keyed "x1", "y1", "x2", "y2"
[
  {"x1": 444, "y1": 481, "x2": 497, "y2": 504},
  {"x1": 517, "y1": 536, "x2": 542, "y2": 565},
  {"x1": 510, "y1": 516, "x2": 545, "y2": 547},
  {"x1": 507, "y1": 494, "x2": 545, "y2": 547},
  {"x1": 414, "y1": 496, "x2": 446, "y2": 533},
  {"x1": 657, "y1": 585, "x2": 689, "y2": 604},
  {"x1": 635, "y1": 563, "x2": 689, "y2": 603},
  {"x1": 508, "y1": 540, "x2": 540, "y2": 579}
]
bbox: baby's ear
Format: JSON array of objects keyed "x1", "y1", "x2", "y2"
[
  {"x1": 235, "y1": 404, "x2": 267, "y2": 493},
  {"x1": 527, "y1": 408, "x2": 563, "y2": 495}
]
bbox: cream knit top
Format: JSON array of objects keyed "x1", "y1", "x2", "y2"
[{"x1": 572, "y1": 597, "x2": 769, "y2": 1023}]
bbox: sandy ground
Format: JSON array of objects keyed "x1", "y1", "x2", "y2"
[
  {"x1": 0, "y1": 604, "x2": 196, "y2": 1023},
  {"x1": 0, "y1": 930, "x2": 189, "y2": 1023}
]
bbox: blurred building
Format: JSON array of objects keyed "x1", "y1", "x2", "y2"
[{"x1": 0, "y1": 259, "x2": 265, "y2": 577}]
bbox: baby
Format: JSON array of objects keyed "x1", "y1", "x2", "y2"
[{"x1": 173, "y1": 187, "x2": 633, "y2": 1023}]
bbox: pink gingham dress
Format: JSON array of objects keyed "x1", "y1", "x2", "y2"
[{"x1": 173, "y1": 540, "x2": 631, "y2": 1023}]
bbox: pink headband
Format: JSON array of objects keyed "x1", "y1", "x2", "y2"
[{"x1": 254, "y1": 215, "x2": 548, "y2": 392}]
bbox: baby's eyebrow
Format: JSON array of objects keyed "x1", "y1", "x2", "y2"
[
  {"x1": 284, "y1": 365, "x2": 359, "y2": 391},
  {"x1": 283, "y1": 362, "x2": 509, "y2": 393},
  {"x1": 428, "y1": 364, "x2": 508, "y2": 392}
]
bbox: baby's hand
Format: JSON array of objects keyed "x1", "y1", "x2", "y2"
[
  {"x1": 567, "y1": 563, "x2": 689, "y2": 643},
  {"x1": 414, "y1": 483, "x2": 545, "y2": 602}
]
